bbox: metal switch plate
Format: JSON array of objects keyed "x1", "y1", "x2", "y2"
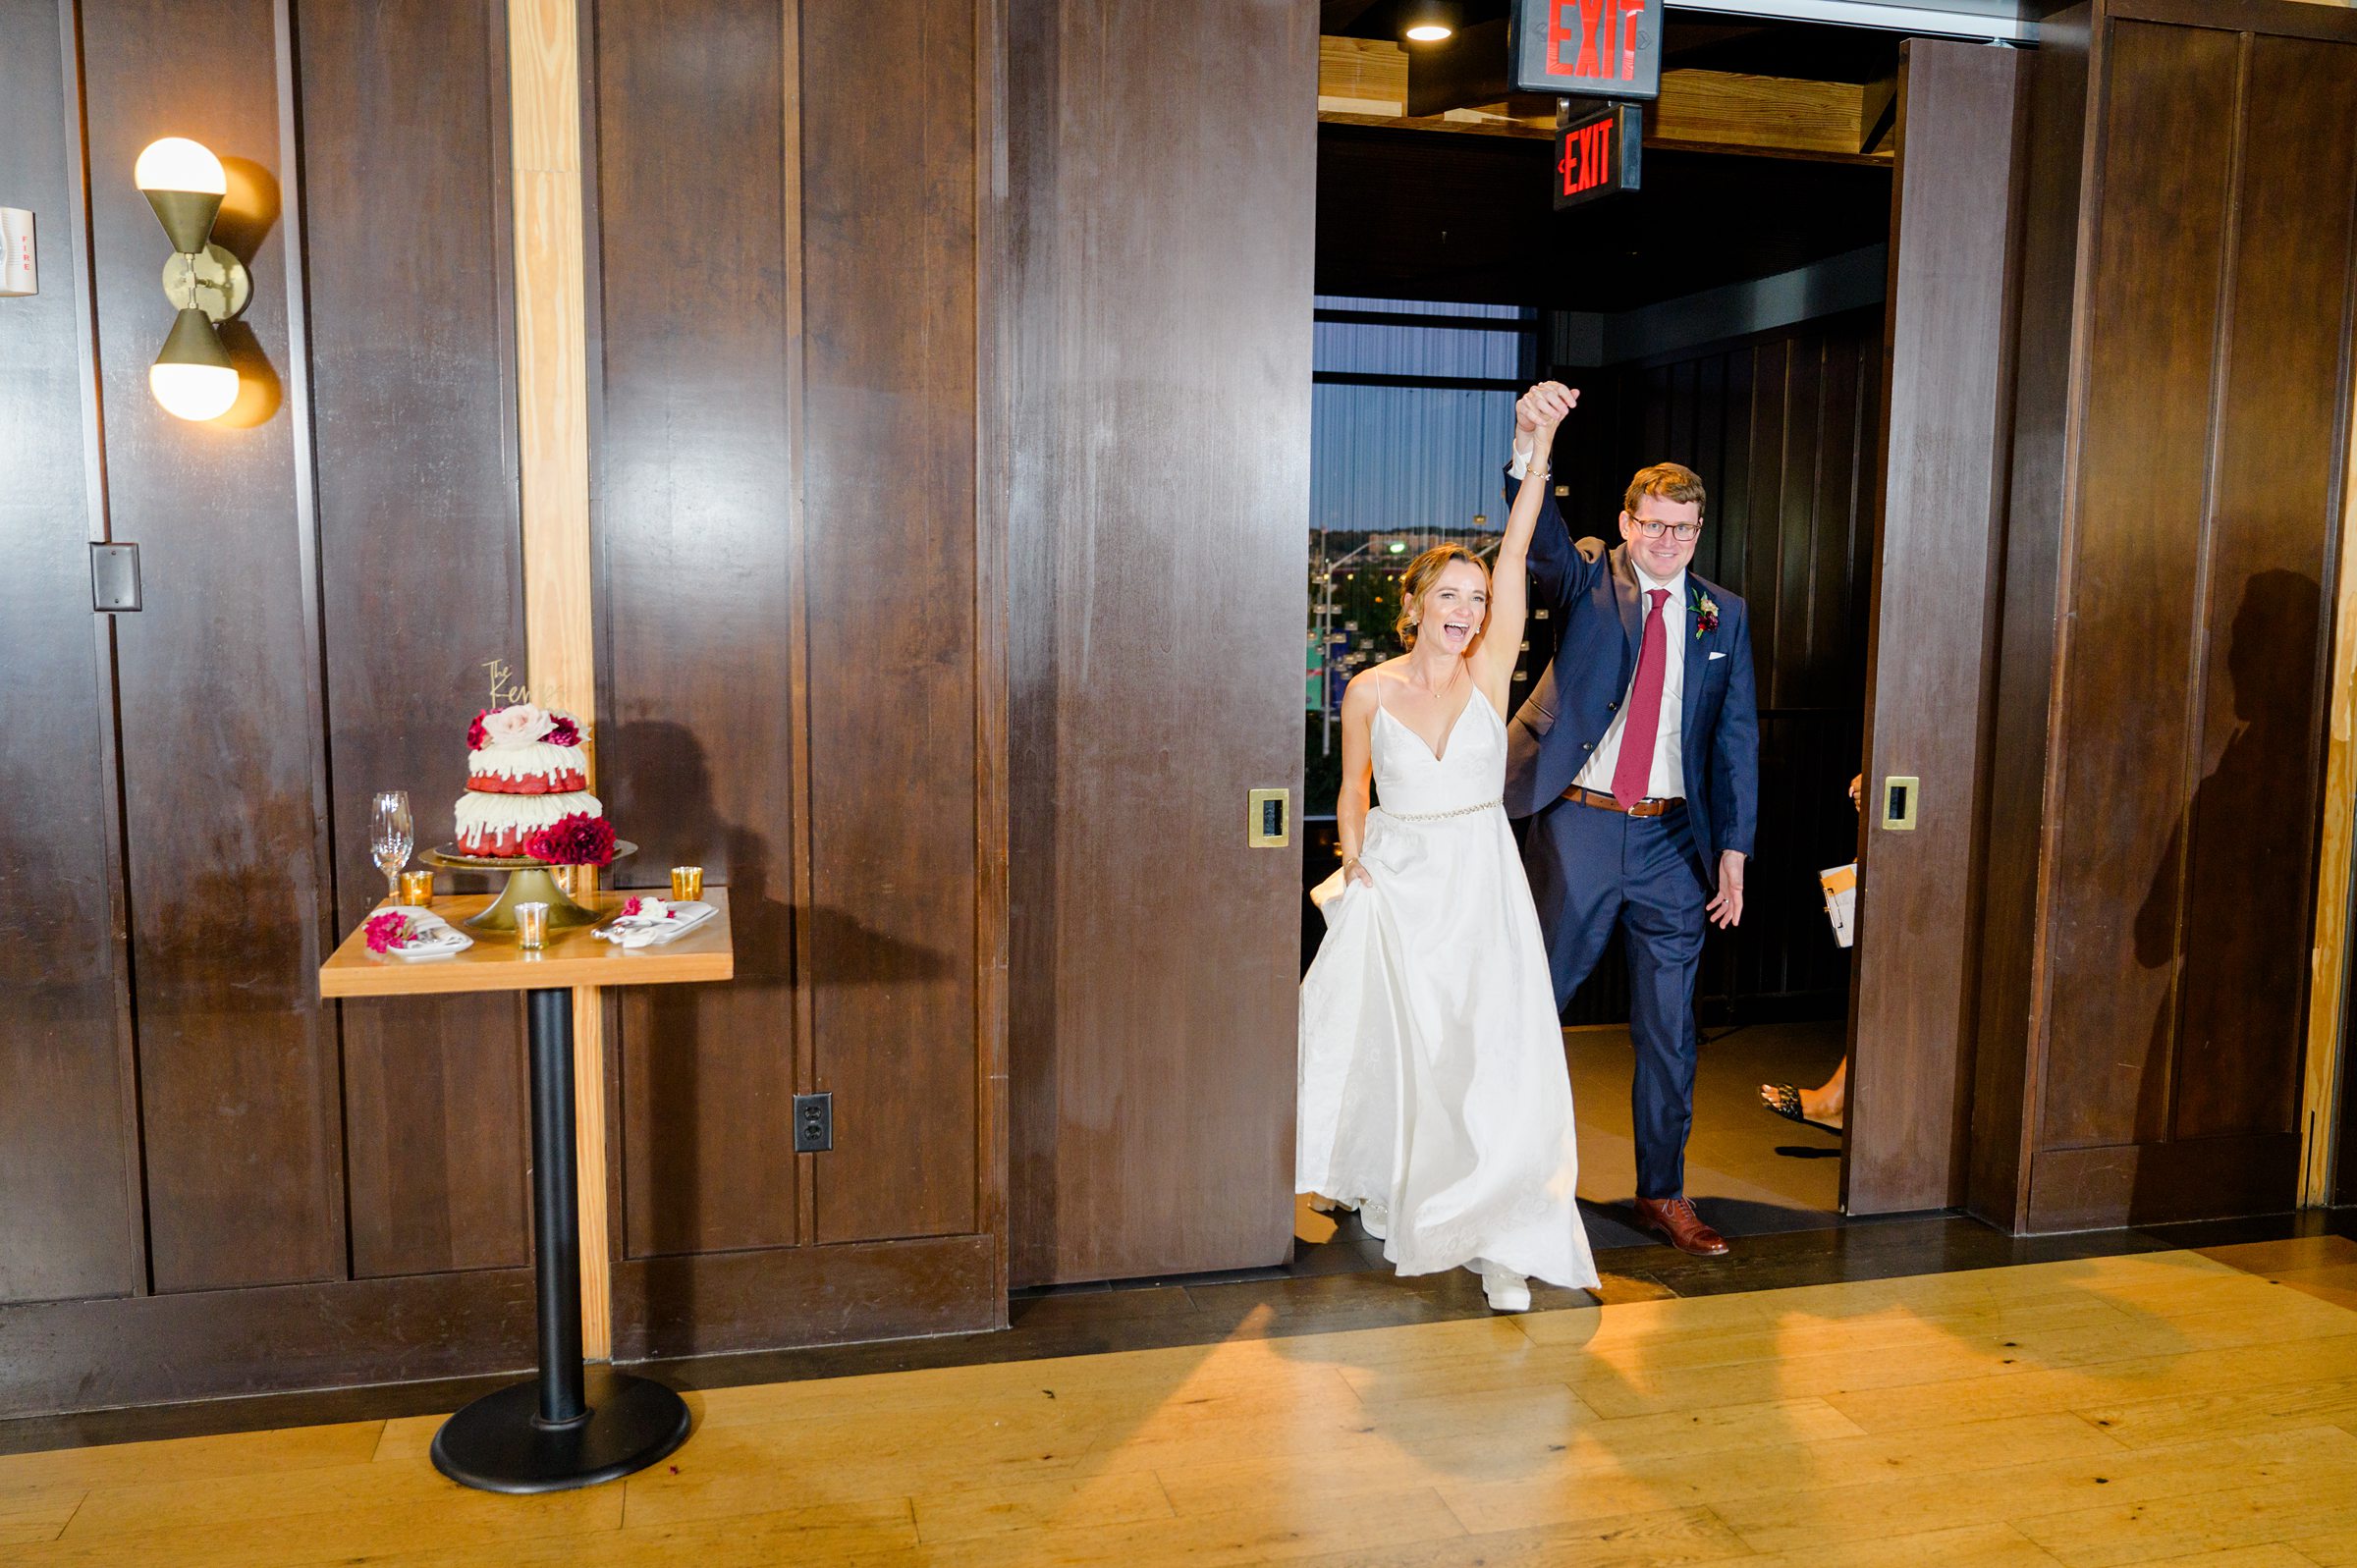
[
  {"x1": 1248, "y1": 787, "x2": 1289, "y2": 847},
  {"x1": 1883, "y1": 775, "x2": 1920, "y2": 832},
  {"x1": 793, "y1": 1093, "x2": 833, "y2": 1153},
  {"x1": 91, "y1": 543, "x2": 141, "y2": 612}
]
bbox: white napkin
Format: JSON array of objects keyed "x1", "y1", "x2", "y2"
[
  {"x1": 368, "y1": 905, "x2": 473, "y2": 960},
  {"x1": 595, "y1": 897, "x2": 717, "y2": 949}
]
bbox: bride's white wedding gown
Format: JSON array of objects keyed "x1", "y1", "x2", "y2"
[{"x1": 1297, "y1": 677, "x2": 1599, "y2": 1292}]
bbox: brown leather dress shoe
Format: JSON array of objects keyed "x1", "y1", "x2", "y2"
[{"x1": 1632, "y1": 1196, "x2": 1730, "y2": 1257}]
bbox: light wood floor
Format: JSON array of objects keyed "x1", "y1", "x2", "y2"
[{"x1": 5, "y1": 1239, "x2": 2357, "y2": 1567}]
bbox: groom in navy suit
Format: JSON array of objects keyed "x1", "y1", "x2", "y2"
[{"x1": 1502, "y1": 381, "x2": 1758, "y2": 1258}]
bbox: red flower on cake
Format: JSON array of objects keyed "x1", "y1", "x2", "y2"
[
  {"x1": 525, "y1": 812, "x2": 616, "y2": 867},
  {"x1": 466, "y1": 710, "x2": 492, "y2": 749},
  {"x1": 545, "y1": 713, "x2": 582, "y2": 747}
]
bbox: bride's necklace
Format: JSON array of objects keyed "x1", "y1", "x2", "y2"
[{"x1": 1403, "y1": 655, "x2": 1466, "y2": 702}]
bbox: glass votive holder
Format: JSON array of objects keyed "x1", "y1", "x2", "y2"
[
  {"x1": 670, "y1": 865, "x2": 704, "y2": 901},
  {"x1": 515, "y1": 901, "x2": 550, "y2": 950},
  {"x1": 398, "y1": 870, "x2": 435, "y2": 907},
  {"x1": 553, "y1": 863, "x2": 595, "y2": 901}
]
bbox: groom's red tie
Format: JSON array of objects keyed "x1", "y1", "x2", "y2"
[{"x1": 1613, "y1": 587, "x2": 1672, "y2": 811}]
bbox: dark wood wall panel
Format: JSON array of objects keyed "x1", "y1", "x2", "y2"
[
  {"x1": 0, "y1": 0, "x2": 142, "y2": 1306},
  {"x1": 299, "y1": 0, "x2": 531, "y2": 1279},
  {"x1": 2168, "y1": 31, "x2": 2355, "y2": 1144},
  {"x1": 1977, "y1": 1, "x2": 2357, "y2": 1230},
  {"x1": 590, "y1": 0, "x2": 998, "y2": 1349},
  {"x1": 6, "y1": 0, "x2": 549, "y2": 1413},
  {"x1": 2040, "y1": 20, "x2": 2238, "y2": 1155},
  {"x1": 1848, "y1": 39, "x2": 2025, "y2": 1216},
  {"x1": 590, "y1": 0, "x2": 802, "y2": 1262},
  {"x1": 80, "y1": 0, "x2": 344, "y2": 1293},
  {"x1": 1968, "y1": 1, "x2": 2090, "y2": 1226},
  {"x1": 1007, "y1": 0, "x2": 1316, "y2": 1286},
  {"x1": 800, "y1": 0, "x2": 980, "y2": 1247}
]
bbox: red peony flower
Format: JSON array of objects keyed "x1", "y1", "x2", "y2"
[
  {"x1": 364, "y1": 910, "x2": 413, "y2": 953},
  {"x1": 525, "y1": 812, "x2": 616, "y2": 867},
  {"x1": 466, "y1": 710, "x2": 492, "y2": 750},
  {"x1": 620, "y1": 895, "x2": 643, "y2": 918},
  {"x1": 545, "y1": 714, "x2": 582, "y2": 747}
]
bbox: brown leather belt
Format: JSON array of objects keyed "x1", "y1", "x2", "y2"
[{"x1": 1563, "y1": 784, "x2": 1685, "y2": 818}]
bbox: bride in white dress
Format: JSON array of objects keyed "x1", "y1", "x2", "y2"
[{"x1": 1298, "y1": 397, "x2": 1597, "y2": 1313}]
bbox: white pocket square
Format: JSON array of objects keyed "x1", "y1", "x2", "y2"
[{"x1": 1708, "y1": 651, "x2": 1727, "y2": 661}]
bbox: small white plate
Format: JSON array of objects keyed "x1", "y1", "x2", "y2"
[
  {"x1": 596, "y1": 899, "x2": 717, "y2": 947},
  {"x1": 372, "y1": 907, "x2": 474, "y2": 960}
]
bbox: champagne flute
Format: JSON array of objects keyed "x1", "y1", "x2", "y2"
[{"x1": 370, "y1": 790, "x2": 414, "y2": 903}]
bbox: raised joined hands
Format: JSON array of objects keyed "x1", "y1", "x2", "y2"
[{"x1": 1515, "y1": 381, "x2": 1580, "y2": 443}]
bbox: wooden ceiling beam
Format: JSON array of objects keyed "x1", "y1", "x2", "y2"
[{"x1": 1316, "y1": 39, "x2": 1896, "y2": 165}]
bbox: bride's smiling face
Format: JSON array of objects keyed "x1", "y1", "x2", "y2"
[{"x1": 1414, "y1": 561, "x2": 1490, "y2": 656}]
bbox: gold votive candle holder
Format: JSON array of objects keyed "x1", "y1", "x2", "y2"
[
  {"x1": 398, "y1": 870, "x2": 435, "y2": 907},
  {"x1": 552, "y1": 863, "x2": 596, "y2": 901},
  {"x1": 670, "y1": 865, "x2": 704, "y2": 901},
  {"x1": 515, "y1": 901, "x2": 550, "y2": 949}
]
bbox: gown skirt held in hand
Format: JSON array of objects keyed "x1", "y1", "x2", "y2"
[{"x1": 1297, "y1": 683, "x2": 1599, "y2": 1291}]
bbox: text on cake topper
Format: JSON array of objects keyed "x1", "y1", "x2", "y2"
[{"x1": 482, "y1": 659, "x2": 536, "y2": 709}]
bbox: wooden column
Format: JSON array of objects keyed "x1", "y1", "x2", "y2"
[
  {"x1": 1846, "y1": 40, "x2": 2025, "y2": 1215},
  {"x1": 2305, "y1": 351, "x2": 2357, "y2": 1206},
  {"x1": 508, "y1": 0, "x2": 606, "y2": 1359}
]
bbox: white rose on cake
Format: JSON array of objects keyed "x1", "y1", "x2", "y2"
[{"x1": 479, "y1": 703, "x2": 558, "y2": 747}]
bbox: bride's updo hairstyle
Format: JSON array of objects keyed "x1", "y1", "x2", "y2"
[{"x1": 1395, "y1": 543, "x2": 1491, "y2": 651}]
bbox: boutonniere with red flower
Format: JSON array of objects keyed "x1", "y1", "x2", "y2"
[
  {"x1": 525, "y1": 812, "x2": 617, "y2": 868},
  {"x1": 1690, "y1": 588, "x2": 1721, "y2": 639},
  {"x1": 364, "y1": 910, "x2": 425, "y2": 953}
]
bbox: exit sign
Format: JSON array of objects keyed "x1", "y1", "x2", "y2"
[
  {"x1": 1555, "y1": 102, "x2": 1641, "y2": 209},
  {"x1": 1513, "y1": 0, "x2": 1664, "y2": 100}
]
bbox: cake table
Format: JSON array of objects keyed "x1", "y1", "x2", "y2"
[{"x1": 319, "y1": 888, "x2": 735, "y2": 1493}]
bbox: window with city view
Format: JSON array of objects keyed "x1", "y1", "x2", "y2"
[{"x1": 1306, "y1": 297, "x2": 1539, "y2": 815}]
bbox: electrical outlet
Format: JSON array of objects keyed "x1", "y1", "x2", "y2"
[{"x1": 793, "y1": 1093, "x2": 832, "y2": 1153}]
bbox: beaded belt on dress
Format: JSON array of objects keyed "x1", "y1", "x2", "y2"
[{"x1": 1381, "y1": 799, "x2": 1503, "y2": 822}]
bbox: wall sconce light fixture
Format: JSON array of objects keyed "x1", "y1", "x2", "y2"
[{"x1": 136, "y1": 137, "x2": 248, "y2": 422}]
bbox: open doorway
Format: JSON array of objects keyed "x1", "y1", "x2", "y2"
[{"x1": 1298, "y1": 10, "x2": 1909, "y2": 1251}]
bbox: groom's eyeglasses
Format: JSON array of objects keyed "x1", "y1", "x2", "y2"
[{"x1": 1632, "y1": 519, "x2": 1702, "y2": 541}]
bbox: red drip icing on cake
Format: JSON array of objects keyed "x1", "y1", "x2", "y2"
[{"x1": 466, "y1": 768, "x2": 588, "y2": 795}]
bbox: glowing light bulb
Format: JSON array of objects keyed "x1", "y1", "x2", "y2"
[
  {"x1": 135, "y1": 137, "x2": 227, "y2": 195},
  {"x1": 150, "y1": 306, "x2": 239, "y2": 421},
  {"x1": 150, "y1": 362, "x2": 239, "y2": 421},
  {"x1": 1404, "y1": 23, "x2": 1452, "y2": 39}
]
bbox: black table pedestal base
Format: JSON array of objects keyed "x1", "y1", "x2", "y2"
[
  {"x1": 430, "y1": 988, "x2": 690, "y2": 1493},
  {"x1": 430, "y1": 1368, "x2": 690, "y2": 1494}
]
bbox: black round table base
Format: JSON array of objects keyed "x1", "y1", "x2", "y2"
[{"x1": 430, "y1": 1369, "x2": 690, "y2": 1494}]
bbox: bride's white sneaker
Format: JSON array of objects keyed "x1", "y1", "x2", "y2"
[
  {"x1": 1481, "y1": 1269, "x2": 1531, "y2": 1313},
  {"x1": 1357, "y1": 1201, "x2": 1391, "y2": 1242}
]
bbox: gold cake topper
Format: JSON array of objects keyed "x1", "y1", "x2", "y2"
[{"x1": 483, "y1": 659, "x2": 535, "y2": 708}]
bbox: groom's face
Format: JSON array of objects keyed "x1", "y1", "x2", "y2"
[{"x1": 1618, "y1": 497, "x2": 1702, "y2": 581}]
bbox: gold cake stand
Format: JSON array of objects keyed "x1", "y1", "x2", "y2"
[{"x1": 423, "y1": 841, "x2": 637, "y2": 933}]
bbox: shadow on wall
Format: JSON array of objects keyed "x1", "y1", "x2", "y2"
[
  {"x1": 596, "y1": 720, "x2": 953, "y2": 1330},
  {"x1": 214, "y1": 156, "x2": 280, "y2": 428},
  {"x1": 2130, "y1": 568, "x2": 2320, "y2": 1217}
]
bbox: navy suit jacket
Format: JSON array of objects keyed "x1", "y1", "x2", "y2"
[{"x1": 1502, "y1": 472, "x2": 1760, "y2": 888}]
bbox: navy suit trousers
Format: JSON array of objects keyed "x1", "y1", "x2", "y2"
[{"x1": 1523, "y1": 796, "x2": 1709, "y2": 1201}]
